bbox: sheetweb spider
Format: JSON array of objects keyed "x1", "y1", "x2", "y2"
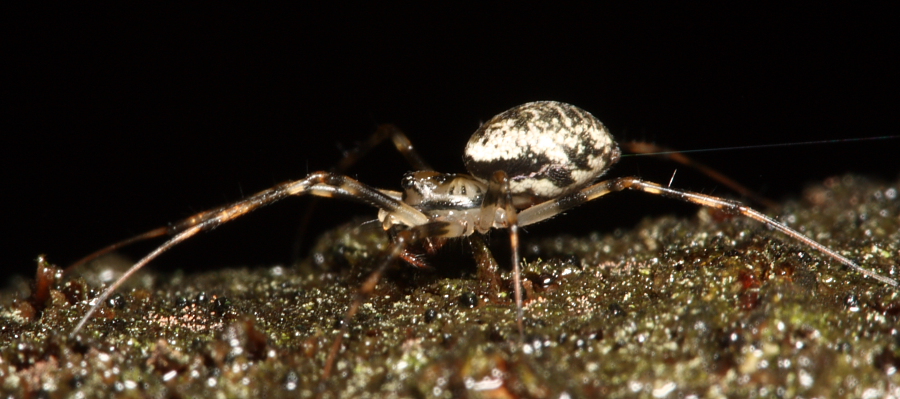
[{"x1": 66, "y1": 101, "x2": 899, "y2": 385}]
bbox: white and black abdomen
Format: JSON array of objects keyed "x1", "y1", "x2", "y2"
[{"x1": 463, "y1": 101, "x2": 620, "y2": 205}]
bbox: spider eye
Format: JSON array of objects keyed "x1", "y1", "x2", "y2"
[{"x1": 401, "y1": 172, "x2": 417, "y2": 190}]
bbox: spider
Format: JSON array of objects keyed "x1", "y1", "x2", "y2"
[{"x1": 67, "y1": 101, "x2": 898, "y2": 383}]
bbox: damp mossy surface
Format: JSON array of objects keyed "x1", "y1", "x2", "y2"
[{"x1": 2, "y1": 174, "x2": 900, "y2": 398}]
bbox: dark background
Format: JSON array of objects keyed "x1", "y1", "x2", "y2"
[{"x1": 6, "y1": 4, "x2": 898, "y2": 281}]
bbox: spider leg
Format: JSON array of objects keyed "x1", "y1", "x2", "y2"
[
  {"x1": 65, "y1": 125, "x2": 426, "y2": 274},
  {"x1": 336, "y1": 124, "x2": 433, "y2": 172},
  {"x1": 468, "y1": 233, "x2": 503, "y2": 301},
  {"x1": 65, "y1": 226, "x2": 169, "y2": 273},
  {"x1": 70, "y1": 171, "x2": 431, "y2": 336},
  {"x1": 620, "y1": 141, "x2": 780, "y2": 208},
  {"x1": 518, "y1": 177, "x2": 899, "y2": 288},
  {"x1": 477, "y1": 170, "x2": 525, "y2": 338},
  {"x1": 294, "y1": 124, "x2": 432, "y2": 260},
  {"x1": 320, "y1": 220, "x2": 463, "y2": 388}
]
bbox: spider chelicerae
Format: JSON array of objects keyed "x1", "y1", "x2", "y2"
[{"x1": 66, "y1": 100, "x2": 898, "y2": 382}]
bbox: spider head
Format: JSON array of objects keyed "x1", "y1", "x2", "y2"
[{"x1": 400, "y1": 171, "x2": 486, "y2": 211}]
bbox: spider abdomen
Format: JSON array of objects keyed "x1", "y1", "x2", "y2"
[{"x1": 463, "y1": 101, "x2": 620, "y2": 204}]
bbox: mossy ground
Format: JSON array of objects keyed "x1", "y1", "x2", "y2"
[{"x1": 2, "y1": 175, "x2": 899, "y2": 398}]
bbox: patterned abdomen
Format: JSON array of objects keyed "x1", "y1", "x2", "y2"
[{"x1": 463, "y1": 101, "x2": 620, "y2": 204}]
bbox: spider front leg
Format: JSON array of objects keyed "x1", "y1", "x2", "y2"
[
  {"x1": 69, "y1": 171, "x2": 431, "y2": 336},
  {"x1": 518, "y1": 176, "x2": 899, "y2": 288},
  {"x1": 294, "y1": 124, "x2": 433, "y2": 260}
]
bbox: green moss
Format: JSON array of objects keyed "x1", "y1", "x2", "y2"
[{"x1": 2, "y1": 175, "x2": 899, "y2": 398}]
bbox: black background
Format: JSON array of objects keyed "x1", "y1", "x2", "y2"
[{"x1": 6, "y1": 4, "x2": 898, "y2": 282}]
